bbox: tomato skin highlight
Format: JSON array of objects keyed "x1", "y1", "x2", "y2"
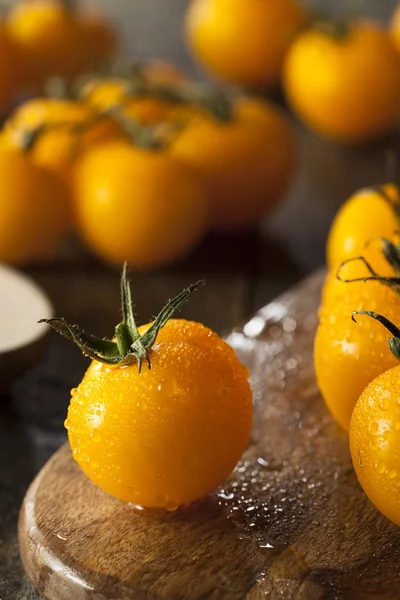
[
  {"x1": 65, "y1": 319, "x2": 253, "y2": 509},
  {"x1": 350, "y1": 365, "x2": 400, "y2": 526}
]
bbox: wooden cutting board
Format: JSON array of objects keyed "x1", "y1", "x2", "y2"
[{"x1": 18, "y1": 271, "x2": 400, "y2": 600}]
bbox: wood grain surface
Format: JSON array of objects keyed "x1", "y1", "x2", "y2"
[{"x1": 18, "y1": 271, "x2": 400, "y2": 600}]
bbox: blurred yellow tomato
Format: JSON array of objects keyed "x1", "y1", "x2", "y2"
[
  {"x1": 0, "y1": 145, "x2": 70, "y2": 265},
  {"x1": 186, "y1": 0, "x2": 308, "y2": 88},
  {"x1": 284, "y1": 21, "x2": 400, "y2": 143},
  {"x1": 3, "y1": 97, "x2": 124, "y2": 184},
  {"x1": 170, "y1": 98, "x2": 297, "y2": 229},
  {"x1": 75, "y1": 141, "x2": 209, "y2": 269}
]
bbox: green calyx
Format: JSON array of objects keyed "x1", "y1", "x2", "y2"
[
  {"x1": 336, "y1": 237, "x2": 400, "y2": 295},
  {"x1": 352, "y1": 311, "x2": 400, "y2": 361},
  {"x1": 39, "y1": 263, "x2": 204, "y2": 372}
]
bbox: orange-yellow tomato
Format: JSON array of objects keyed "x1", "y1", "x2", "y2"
[
  {"x1": 7, "y1": 0, "x2": 116, "y2": 88},
  {"x1": 74, "y1": 141, "x2": 209, "y2": 269},
  {"x1": 284, "y1": 21, "x2": 400, "y2": 143},
  {"x1": 327, "y1": 184, "x2": 399, "y2": 270},
  {"x1": 315, "y1": 283, "x2": 400, "y2": 430},
  {"x1": 65, "y1": 319, "x2": 253, "y2": 508},
  {"x1": 350, "y1": 365, "x2": 400, "y2": 525},
  {"x1": 0, "y1": 146, "x2": 70, "y2": 265},
  {"x1": 3, "y1": 97, "x2": 124, "y2": 184},
  {"x1": 185, "y1": 0, "x2": 308, "y2": 88},
  {"x1": 170, "y1": 98, "x2": 296, "y2": 229}
]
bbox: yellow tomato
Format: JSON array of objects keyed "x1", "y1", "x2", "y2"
[
  {"x1": 327, "y1": 184, "x2": 399, "y2": 270},
  {"x1": 315, "y1": 283, "x2": 400, "y2": 430},
  {"x1": 65, "y1": 318, "x2": 252, "y2": 508},
  {"x1": 185, "y1": 0, "x2": 308, "y2": 88},
  {"x1": 3, "y1": 97, "x2": 124, "y2": 184},
  {"x1": 170, "y1": 98, "x2": 296, "y2": 229},
  {"x1": 321, "y1": 239, "x2": 397, "y2": 308},
  {"x1": 7, "y1": 0, "x2": 83, "y2": 86},
  {"x1": 7, "y1": 0, "x2": 117, "y2": 88},
  {"x1": 74, "y1": 141, "x2": 209, "y2": 269},
  {"x1": 350, "y1": 365, "x2": 400, "y2": 526},
  {"x1": 0, "y1": 146, "x2": 70, "y2": 265},
  {"x1": 284, "y1": 21, "x2": 400, "y2": 143}
]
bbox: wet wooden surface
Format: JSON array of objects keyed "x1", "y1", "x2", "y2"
[
  {"x1": 2, "y1": 0, "x2": 400, "y2": 598},
  {"x1": 18, "y1": 271, "x2": 400, "y2": 600}
]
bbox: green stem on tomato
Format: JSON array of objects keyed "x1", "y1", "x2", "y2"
[
  {"x1": 352, "y1": 311, "x2": 400, "y2": 361},
  {"x1": 39, "y1": 262, "x2": 204, "y2": 372}
]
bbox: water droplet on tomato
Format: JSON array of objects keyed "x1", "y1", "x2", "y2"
[
  {"x1": 64, "y1": 418, "x2": 70, "y2": 429},
  {"x1": 376, "y1": 461, "x2": 386, "y2": 474},
  {"x1": 388, "y1": 469, "x2": 397, "y2": 480}
]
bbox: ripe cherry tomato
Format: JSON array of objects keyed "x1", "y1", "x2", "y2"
[
  {"x1": 0, "y1": 145, "x2": 70, "y2": 265},
  {"x1": 74, "y1": 141, "x2": 209, "y2": 269},
  {"x1": 170, "y1": 98, "x2": 296, "y2": 229},
  {"x1": 322, "y1": 239, "x2": 397, "y2": 308},
  {"x1": 315, "y1": 283, "x2": 400, "y2": 430},
  {"x1": 65, "y1": 318, "x2": 252, "y2": 508},
  {"x1": 7, "y1": 1, "x2": 116, "y2": 88},
  {"x1": 185, "y1": 0, "x2": 308, "y2": 88},
  {"x1": 327, "y1": 184, "x2": 399, "y2": 270},
  {"x1": 284, "y1": 21, "x2": 400, "y2": 142},
  {"x1": 3, "y1": 98, "x2": 124, "y2": 185},
  {"x1": 350, "y1": 364, "x2": 400, "y2": 526}
]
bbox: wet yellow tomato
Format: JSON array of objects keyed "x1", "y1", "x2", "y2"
[
  {"x1": 170, "y1": 98, "x2": 296, "y2": 229},
  {"x1": 315, "y1": 283, "x2": 400, "y2": 430},
  {"x1": 0, "y1": 146, "x2": 70, "y2": 265},
  {"x1": 284, "y1": 21, "x2": 400, "y2": 142},
  {"x1": 65, "y1": 319, "x2": 253, "y2": 508},
  {"x1": 321, "y1": 240, "x2": 396, "y2": 308},
  {"x1": 327, "y1": 184, "x2": 399, "y2": 270},
  {"x1": 186, "y1": 0, "x2": 308, "y2": 88},
  {"x1": 350, "y1": 365, "x2": 400, "y2": 526},
  {"x1": 75, "y1": 141, "x2": 209, "y2": 268},
  {"x1": 0, "y1": 23, "x2": 27, "y2": 111}
]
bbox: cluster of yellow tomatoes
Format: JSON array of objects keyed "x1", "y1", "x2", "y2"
[
  {"x1": 0, "y1": 0, "x2": 116, "y2": 112},
  {"x1": 0, "y1": 58, "x2": 297, "y2": 269},
  {"x1": 187, "y1": 0, "x2": 400, "y2": 144},
  {"x1": 315, "y1": 182, "x2": 400, "y2": 525}
]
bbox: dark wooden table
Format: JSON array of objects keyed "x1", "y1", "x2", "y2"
[{"x1": 1, "y1": 1, "x2": 400, "y2": 598}]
